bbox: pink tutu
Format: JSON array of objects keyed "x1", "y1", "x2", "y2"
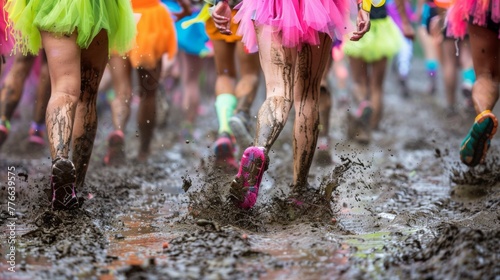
[
  {"x1": 0, "y1": 0, "x2": 13, "y2": 55},
  {"x1": 448, "y1": 0, "x2": 500, "y2": 38},
  {"x1": 233, "y1": 0, "x2": 353, "y2": 53}
]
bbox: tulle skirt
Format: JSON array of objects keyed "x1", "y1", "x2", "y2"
[
  {"x1": 163, "y1": 0, "x2": 212, "y2": 57},
  {"x1": 343, "y1": 17, "x2": 403, "y2": 62},
  {"x1": 0, "y1": 0, "x2": 13, "y2": 54},
  {"x1": 5, "y1": 0, "x2": 136, "y2": 55},
  {"x1": 448, "y1": 0, "x2": 500, "y2": 38},
  {"x1": 233, "y1": 0, "x2": 353, "y2": 53},
  {"x1": 130, "y1": 0, "x2": 177, "y2": 68}
]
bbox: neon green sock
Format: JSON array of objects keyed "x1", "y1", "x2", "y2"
[{"x1": 215, "y1": 93, "x2": 237, "y2": 135}]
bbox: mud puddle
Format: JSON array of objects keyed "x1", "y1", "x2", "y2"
[{"x1": 1, "y1": 60, "x2": 500, "y2": 279}]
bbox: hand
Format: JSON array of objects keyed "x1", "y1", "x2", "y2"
[
  {"x1": 401, "y1": 22, "x2": 415, "y2": 39},
  {"x1": 351, "y1": 9, "x2": 370, "y2": 41},
  {"x1": 212, "y1": 1, "x2": 232, "y2": 35}
]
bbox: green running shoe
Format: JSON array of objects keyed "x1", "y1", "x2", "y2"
[{"x1": 460, "y1": 110, "x2": 498, "y2": 167}]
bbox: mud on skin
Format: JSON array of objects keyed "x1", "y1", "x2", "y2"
[{"x1": 0, "y1": 61, "x2": 499, "y2": 279}]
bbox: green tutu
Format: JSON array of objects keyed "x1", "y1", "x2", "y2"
[
  {"x1": 5, "y1": 0, "x2": 136, "y2": 55},
  {"x1": 344, "y1": 17, "x2": 403, "y2": 63}
]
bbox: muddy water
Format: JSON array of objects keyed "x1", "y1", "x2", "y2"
[{"x1": 1, "y1": 61, "x2": 500, "y2": 279}]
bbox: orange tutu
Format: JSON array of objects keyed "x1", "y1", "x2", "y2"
[
  {"x1": 206, "y1": 10, "x2": 242, "y2": 43},
  {"x1": 129, "y1": 0, "x2": 177, "y2": 68}
]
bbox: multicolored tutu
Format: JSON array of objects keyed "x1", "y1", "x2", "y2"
[
  {"x1": 448, "y1": 0, "x2": 500, "y2": 38},
  {"x1": 5, "y1": 0, "x2": 136, "y2": 55},
  {"x1": 233, "y1": 0, "x2": 353, "y2": 53},
  {"x1": 163, "y1": 0, "x2": 212, "y2": 57},
  {"x1": 129, "y1": 0, "x2": 177, "y2": 68},
  {"x1": 343, "y1": 17, "x2": 403, "y2": 62}
]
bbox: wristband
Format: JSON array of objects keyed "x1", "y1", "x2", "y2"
[{"x1": 358, "y1": 0, "x2": 386, "y2": 12}]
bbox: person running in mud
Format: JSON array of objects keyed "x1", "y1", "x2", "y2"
[
  {"x1": 104, "y1": 0, "x2": 185, "y2": 165},
  {"x1": 163, "y1": 0, "x2": 214, "y2": 143},
  {"x1": 448, "y1": 0, "x2": 499, "y2": 167},
  {"x1": 343, "y1": 2, "x2": 404, "y2": 143},
  {"x1": 416, "y1": 0, "x2": 440, "y2": 95},
  {"x1": 211, "y1": 0, "x2": 372, "y2": 209},
  {"x1": 0, "y1": 53, "x2": 51, "y2": 149},
  {"x1": 205, "y1": 0, "x2": 261, "y2": 171},
  {"x1": 425, "y1": 1, "x2": 476, "y2": 115},
  {"x1": 387, "y1": 0, "x2": 416, "y2": 98},
  {"x1": 5, "y1": 0, "x2": 136, "y2": 210}
]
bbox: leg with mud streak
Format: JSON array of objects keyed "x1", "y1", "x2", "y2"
[
  {"x1": 292, "y1": 34, "x2": 333, "y2": 189},
  {"x1": 42, "y1": 31, "x2": 82, "y2": 209},
  {"x1": 229, "y1": 26, "x2": 296, "y2": 209},
  {"x1": 368, "y1": 58, "x2": 387, "y2": 130},
  {"x1": 254, "y1": 26, "x2": 296, "y2": 149},
  {"x1": 136, "y1": 61, "x2": 162, "y2": 162},
  {"x1": 70, "y1": 30, "x2": 109, "y2": 188}
]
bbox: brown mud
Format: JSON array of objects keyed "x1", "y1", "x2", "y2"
[{"x1": 1, "y1": 61, "x2": 499, "y2": 279}]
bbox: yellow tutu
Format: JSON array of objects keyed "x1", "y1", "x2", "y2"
[
  {"x1": 5, "y1": 0, "x2": 136, "y2": 55},
  {"x1": 343, "y1": 17, "x2": 403, "y2": 63}
]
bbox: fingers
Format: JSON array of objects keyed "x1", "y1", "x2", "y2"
[
  {"x1": 350, "y1": 21, "x2": 370, "y2": 41},
  {"x1": 212, "y1": 13, "x2": 229, "y2": 24}
]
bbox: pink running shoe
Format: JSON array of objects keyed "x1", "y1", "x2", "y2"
[
  {"x1": 104, "y1": 130, "x2": 126, "y2": 166},
  {"x1": 230, "y1": 146, "x2": 268, "y2": 209}
]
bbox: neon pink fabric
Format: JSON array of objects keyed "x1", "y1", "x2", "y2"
[{"x1": 233, "y1": 0, "x2": 353, "y2": 52}]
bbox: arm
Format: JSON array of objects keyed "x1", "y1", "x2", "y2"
[
  {"x1": 210, "y1": 0, "x2": 232, "y2": 35},
  {"x1": 350, "y1": 0, "x2": 372, "y2": 41},
  {"x1": 395, "y1": 0, "x2": 415, "y2": 39}
]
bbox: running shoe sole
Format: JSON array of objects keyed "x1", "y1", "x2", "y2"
[
  {"x1": 460, "y1": 111, "x2": 498, "y2": 167},
  {"x1": 230, "y1": 147, "x2": 268, "y2": 209},
  {"x1": 51, "y1": 158, "x2": 79, "y2": 210}
]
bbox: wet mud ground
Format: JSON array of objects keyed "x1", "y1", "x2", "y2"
[{"x1": 1, "y1": 60, "x2": 499, "y2": 279}]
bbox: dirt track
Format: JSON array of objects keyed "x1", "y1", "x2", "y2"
[{"x1": 1, "y1": 60, "x2": 499, "y2": 279}]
